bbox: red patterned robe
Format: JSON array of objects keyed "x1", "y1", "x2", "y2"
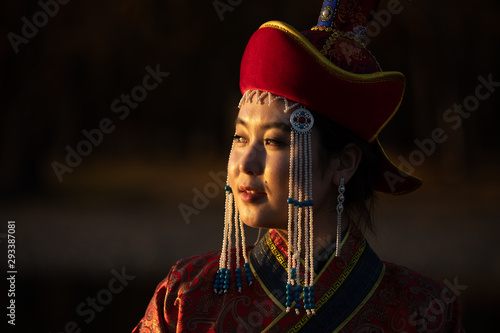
[{"x1": 132, "y1": 226, "x2": 463, "y2": 332}]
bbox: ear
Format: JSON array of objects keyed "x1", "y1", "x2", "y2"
[{"x1": 331, "y1": 143, "x2": 362, "y2": 186}]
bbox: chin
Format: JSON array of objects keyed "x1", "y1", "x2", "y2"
[
  {"x1": 239, "y1": 215, "x2": 287, "y2": 231},
  {"x1": 236, "y1": 201, "x2": 288, "y2": 228}
]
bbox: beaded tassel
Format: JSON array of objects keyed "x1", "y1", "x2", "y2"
[
  {"x1": 237, "y1": 90, "x2": 316, "y2": 314},
  {"x1": 286, "y1": 107, "x2": 316, "y2": 315},
  {"x1": 303, "y1": 130, "x2": 312, "y2": 315},
  {"x1": 285, "y1": 130, "x2": 296, "y2": 313},
  {"x1": 306, "y1": 131, "x2": 316, "y2": 314},
  {"x1": 240, "y1": 216, "x2": 253, "y2": 287},
  {"x1": 215, "y1": 143, "x2": 252, "y2": 294}
]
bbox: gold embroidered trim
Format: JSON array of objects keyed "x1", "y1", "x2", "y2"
[
  {"x1": 262, "y1": 311, "x2": 286, "y2": 333},
  {"x1": 258, "y1": 21, "x2": 405, "y2": 143},
  {"x1": 312, "y1": 26, "x2": 366, "y2": 47},
  {"x1": 262, "y1": 226, "x2": 354, "y2": 333},
  {"x1": 265, "y1": 232, "x2": 306, "y2": 285},
  {"x1": 266, "y1": 232, "x2": 288, "y2": 270},
  {"x1": 248, "y1": 253, "x2": 286, "y2": 312},
  {"x1": 266, "y1": 233, "x2": 306, "y2": 287},
  {"x1": 321, "y1": 33, "x2": 383, "y2": 72},
  {"x1": 288, "y1": 239, "x2": 367, "y2": 333},
  {"x1": 313, "y1": 224, "x2": 351, "y2": 283},
  {"x1": 333, "y1": 263, "x2": 386, "y2": 333}
]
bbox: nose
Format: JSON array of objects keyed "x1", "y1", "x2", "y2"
[{"x1": 239, "y1": 142, "x2": 264, "y2": 176}]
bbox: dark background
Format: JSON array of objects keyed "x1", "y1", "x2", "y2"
[{"x1": 1, "y1": 0, "x2": 499, "y2": 332}]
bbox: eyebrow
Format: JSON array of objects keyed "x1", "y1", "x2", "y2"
[{"x1": 235, "y1": 118, "x2": 291, "y2": 132}]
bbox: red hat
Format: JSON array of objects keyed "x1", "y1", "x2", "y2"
[{"x1": 239, "y1": 0, "x2": 422, "y2": 195}]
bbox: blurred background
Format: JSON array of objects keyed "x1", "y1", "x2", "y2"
[{"x1": 1, "y1": 0, "x2": 499, "y2": 331}]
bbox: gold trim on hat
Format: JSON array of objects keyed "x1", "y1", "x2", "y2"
[
  {"x1": 259, "y1": 21, "x2": 406, "y2": 143},
  {"x1": 260, "y1": 21, "x2": 404, "y2": 86}
]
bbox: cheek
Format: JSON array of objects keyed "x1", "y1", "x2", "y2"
[
  {"x1": 265, "y1": 156, "x2": 290, "y2": 193},
  {"x1": 227, "y1": 152, "x2": 239, "y2": 185}
]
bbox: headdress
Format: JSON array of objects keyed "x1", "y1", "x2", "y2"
[{"x1": 216, "y1": 0, "x2": 422, "y2": 316}]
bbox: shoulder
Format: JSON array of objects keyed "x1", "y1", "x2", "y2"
[
  {"x1": 166, "y1": 249, "x2": 222, "y2": 287},
  {"x1": 370, "y1": 262, "x2": 463, "y2": 331},
  {"x1": 132, "y1": 251, "x2": 224, "y2": 332},
  {"x1": 165, "y1": 246, "x2": 254, "y2": 289},
  {"x1": 378, "y1": 262, "x2": 455, "y2": 306},
  {"x1": 174, "y1": 249, "x2": 222, "y2": 272},
  {"x1": 346, "y1": 261, "x2": 464, "y2": 332},
  {"x1": 382, "y1": 262, "x2": 449, "y2": 293}
]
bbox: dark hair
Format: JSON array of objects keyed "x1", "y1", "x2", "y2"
[{"x1": 312, "y1": 110, "x2": 380, "y2": 232}]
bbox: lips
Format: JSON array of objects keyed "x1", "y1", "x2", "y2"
[{"x1": 239, "y1": 185, "x2": 267, "y2": 203}]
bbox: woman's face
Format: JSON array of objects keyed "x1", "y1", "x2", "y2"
[{"x1": 228, "y1": 99, "x2": 335, "y2": 231}]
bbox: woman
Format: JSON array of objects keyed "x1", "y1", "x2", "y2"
[{"x1": 133, "y1": 0, "x2": 464, "y2": 331}]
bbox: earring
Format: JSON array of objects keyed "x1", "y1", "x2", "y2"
[
  {"x1": 286, "y1": 107, "x2": 316, "y2": 315},
  {"x1": 335, "y1": 178, "x2": 345, "y2": 257},
  {"x1": 236, "y1": 91, "x2": 318, "y2": 314},
  {"x1": 214, "y1": 144, "x2": 252, "y2": 295}
]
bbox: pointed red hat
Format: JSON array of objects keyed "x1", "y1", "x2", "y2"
[{"x1": 239, "y1": 0, "x2": 422, "y2": 195}]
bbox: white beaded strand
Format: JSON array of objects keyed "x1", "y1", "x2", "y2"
[
  {"x1": 216, "y1": 188, "x2": 230, "y2": 293},
  {"x1": 239, "y1": 216, "x2": 253, "y2": 286},
  {"x1": 307, "y1": 131, "x2": 316, "y2": 315},
  {"x1": 303, "y1": 134, "x2": 311, "y2": 315},
  {"x1": 294, "y1": 132, "x2": 305, "y2": 315},
  {"x1": 292, "y1": 130, "x2": 300, "y2": 287},
  {"x1": 216, "y1": 138, "x2": 236, "y2": 295},
  {"x1": 239, "y1": 216, "x2": 249, "y2": 265},
  {"x1": 288, "y1": 107, "x2": 315, "y2": 316},
  {"x1": 234, "y1": 198, "x2": 241, "y2": 292},
  {"x1": 307, "y1": 131, "x2": 314, "y2": 287},
  {"x1": 286, "y1": 130, "x2": 295, "y2": 313},
  {"x1": 226, "y1": 195, "x2": 233, "y2": 273},
  {"x1": 220, "y1": 194, "x2": 229, "y2": 267},
  {"x1": 237, "y1": 91, "x2": 318, "y2": 313}
]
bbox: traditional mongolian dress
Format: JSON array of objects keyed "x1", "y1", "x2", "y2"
[
  {"x1": 132, "y1": 225, "x2": 463, "y2": 332},
  {"x1": 133, "y1": 0, "x2": 465, "y2": 331}
]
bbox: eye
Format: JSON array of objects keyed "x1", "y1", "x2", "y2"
[
  {"x1": 264, "y1": 138, "x2": 284, "y2": 146},
  {"x1": 233, "y1": 135, "x2": 247, "y2": 144}
]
